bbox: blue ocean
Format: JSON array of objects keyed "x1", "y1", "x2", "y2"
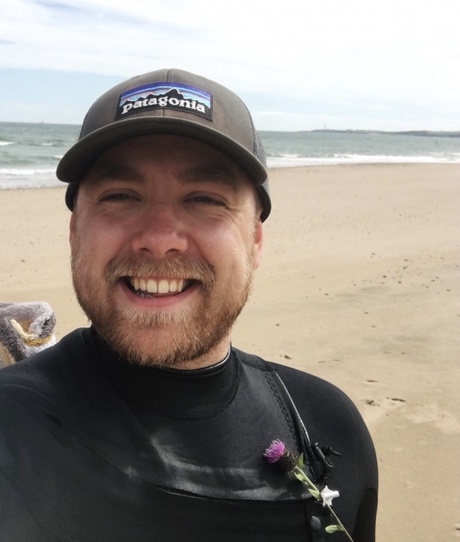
[{"x1": 0, "y1": 121, "x2": 459, "y2": 189}]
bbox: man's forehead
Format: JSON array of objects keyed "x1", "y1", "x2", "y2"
[
  {"x1": 85, "y1": 157, "x2": 247, "y2": 188},
  {"x1": 83, "y1": 136, "x2": 251, "y2": 190}
]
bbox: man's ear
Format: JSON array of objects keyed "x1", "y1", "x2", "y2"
[
  {"x1": 69, "y1": 212, "x2": 76, "y2": 243},
  {"x1": 253, "y1": 219, "x2": 264, "y2": 269}
]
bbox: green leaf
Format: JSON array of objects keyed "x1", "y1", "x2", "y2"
[
  {"x1": 308, "y1": 488, "x2": 321, "y2": 500},
  {"x1": 293, "y1": 471, "x2": 304, "y2": 482},
  {"x1": 298, "y1": 453, "x2": 305, "y2": 468},
  {"x1": 325, "y1": 525, "x2": 345, "y2": 534}
]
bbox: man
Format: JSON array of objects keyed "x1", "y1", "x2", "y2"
[{"x1": 0, "y1": 69, "x2": 377, "y2": 541}]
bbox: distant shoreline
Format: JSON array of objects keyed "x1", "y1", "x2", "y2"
[
  {"x1": 291, "y1": 129, "x2": 460, "y2": 138},
  {"x1": 1, "y1": 121, "x2": 459, "y2": 138},
  {"x1": 259, "y1": 128, "x2": 460, "y2": 138}
]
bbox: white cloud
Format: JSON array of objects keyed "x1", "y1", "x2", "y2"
[{"x1": 1, "y1": 0, "x2": 459, "y2": 129}]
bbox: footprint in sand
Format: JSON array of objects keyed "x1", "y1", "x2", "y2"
[{"x1": 406, "y1": 403, "x2": 460, "y2": 434}]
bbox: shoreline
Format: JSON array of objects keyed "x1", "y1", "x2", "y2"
[
  {"x1": 0, "y1": 162, "x2": 459, "y2": 541},
  {"x1": 1, "y1": 160, "x2": 460, "y2": 192}
]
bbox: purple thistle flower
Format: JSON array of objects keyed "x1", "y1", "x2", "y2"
[
  {"x1": 264, "y1": 439, "x2": 299, "y2": 472},
  {"x1": 263, "y1": 440, "x2": 286, "y2": 464}
]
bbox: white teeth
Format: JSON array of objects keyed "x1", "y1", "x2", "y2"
[
  {"x1": 129, "y1": 277, "x2": 186, "y2": 295},
  {"x1": 146, "y1": 279, "x2": 158, "y2": 293},
  {"x1": 158, "y1": 279, "x2": 169, "y2": 294},
  {"x1": 168, "y1": 279, "x2": 184, "y2": 293}
]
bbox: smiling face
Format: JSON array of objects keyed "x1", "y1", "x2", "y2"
[{"x1": 69, "y1": 135, "x2": 263, "y2": 369}]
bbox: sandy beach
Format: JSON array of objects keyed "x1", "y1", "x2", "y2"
[{"x1": 0, "y1": 163, "x2": 459, "y2": 541}]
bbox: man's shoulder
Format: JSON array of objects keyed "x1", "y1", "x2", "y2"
[
  {"x1": 233, "y1": 348, "x2": 370, "y2": 440},
  {"x1": 234, "y1": 347, "x2": 348, "y2": 400},
  {"x1": 0, "y1": 328, "x2": 90, "y2": 401}
]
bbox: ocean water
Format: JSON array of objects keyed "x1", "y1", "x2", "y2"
[
  {"x1": 0, "y1": 122, "x2": 79, "y2": 189},
  {"x1": 262, "y1": 130, "x2": 460, "y2": 167},
  {"x1": 1, "y1": 121, "x2": 459, "y2": 189}
]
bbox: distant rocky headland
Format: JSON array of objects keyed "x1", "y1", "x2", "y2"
[{"x1": 309, "y1": 129, "x2": 460, "y2": 138}]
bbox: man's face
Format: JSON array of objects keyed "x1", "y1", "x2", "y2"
[{"x1": 69, "y1": 134, "x2": 263, "y2": 369}]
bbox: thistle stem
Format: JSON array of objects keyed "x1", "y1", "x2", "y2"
[{"x1": 292, "y1": 467, "x2": 355, "y2": 542}]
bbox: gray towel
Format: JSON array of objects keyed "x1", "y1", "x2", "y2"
[{"x1": 0, "y1": 302, "x2": 56, "y2": 368}]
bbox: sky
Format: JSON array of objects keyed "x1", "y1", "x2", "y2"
[{"x1": 1, "y1": 0, "x2": 459, "y2": 131}]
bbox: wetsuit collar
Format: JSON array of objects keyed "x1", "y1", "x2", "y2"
[{"x1": 87, "y1": 328, "x2": 239, "y2": 419}]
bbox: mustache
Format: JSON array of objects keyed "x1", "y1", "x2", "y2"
[{"x1": 105, "y1": 255, "x2": 216, "y2": 288}]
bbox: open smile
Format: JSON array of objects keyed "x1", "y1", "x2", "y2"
[{"x1": 125, "y1": 277, "x2": 195, "y2": 298}]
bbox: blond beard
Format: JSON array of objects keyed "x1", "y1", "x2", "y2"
[{"x1": 71, "y1": 251, "x2": 255, "y2": 368}]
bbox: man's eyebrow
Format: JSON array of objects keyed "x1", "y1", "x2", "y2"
[
  {"x1": 84, "y1": 161, "x2": 143, "y2": 184},
  {"x1": 181, "y1": 165, "x2": 242, "y2": 190},
  {"x1": 84, "y1": 161, "x2": 245, "y2": 190}
]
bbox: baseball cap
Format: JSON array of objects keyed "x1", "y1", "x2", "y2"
[{"x1": 57, "y1": 68, "x2": 271, "y2": 221}]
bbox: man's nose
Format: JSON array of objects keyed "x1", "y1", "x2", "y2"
[{"x1": 130, "y1": 204, "x2": 189, "y2": 258}]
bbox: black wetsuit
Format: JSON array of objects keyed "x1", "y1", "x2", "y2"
[{"x1": 0, "y1": 327, "x2": 377, "y2": 541}]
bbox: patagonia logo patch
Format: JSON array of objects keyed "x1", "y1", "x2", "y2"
[{"x1": 116, "y1": 82, "x2": 212, "y2": 120}]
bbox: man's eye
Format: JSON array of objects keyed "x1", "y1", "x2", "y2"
[
  {"x1": 100, "y1": 193, "x2": 136, "y2": 203},
  {"x1": 190, "y1": 195, "x2": 225, "y2": 206}
]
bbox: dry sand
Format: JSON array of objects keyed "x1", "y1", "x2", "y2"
[{"x1": 1, "y1": 163, "x2": 459, "y2": 541}]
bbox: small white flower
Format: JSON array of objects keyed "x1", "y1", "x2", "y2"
[{"x1": 320, "y1": 485, "x2": 340, "y2": 507}]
